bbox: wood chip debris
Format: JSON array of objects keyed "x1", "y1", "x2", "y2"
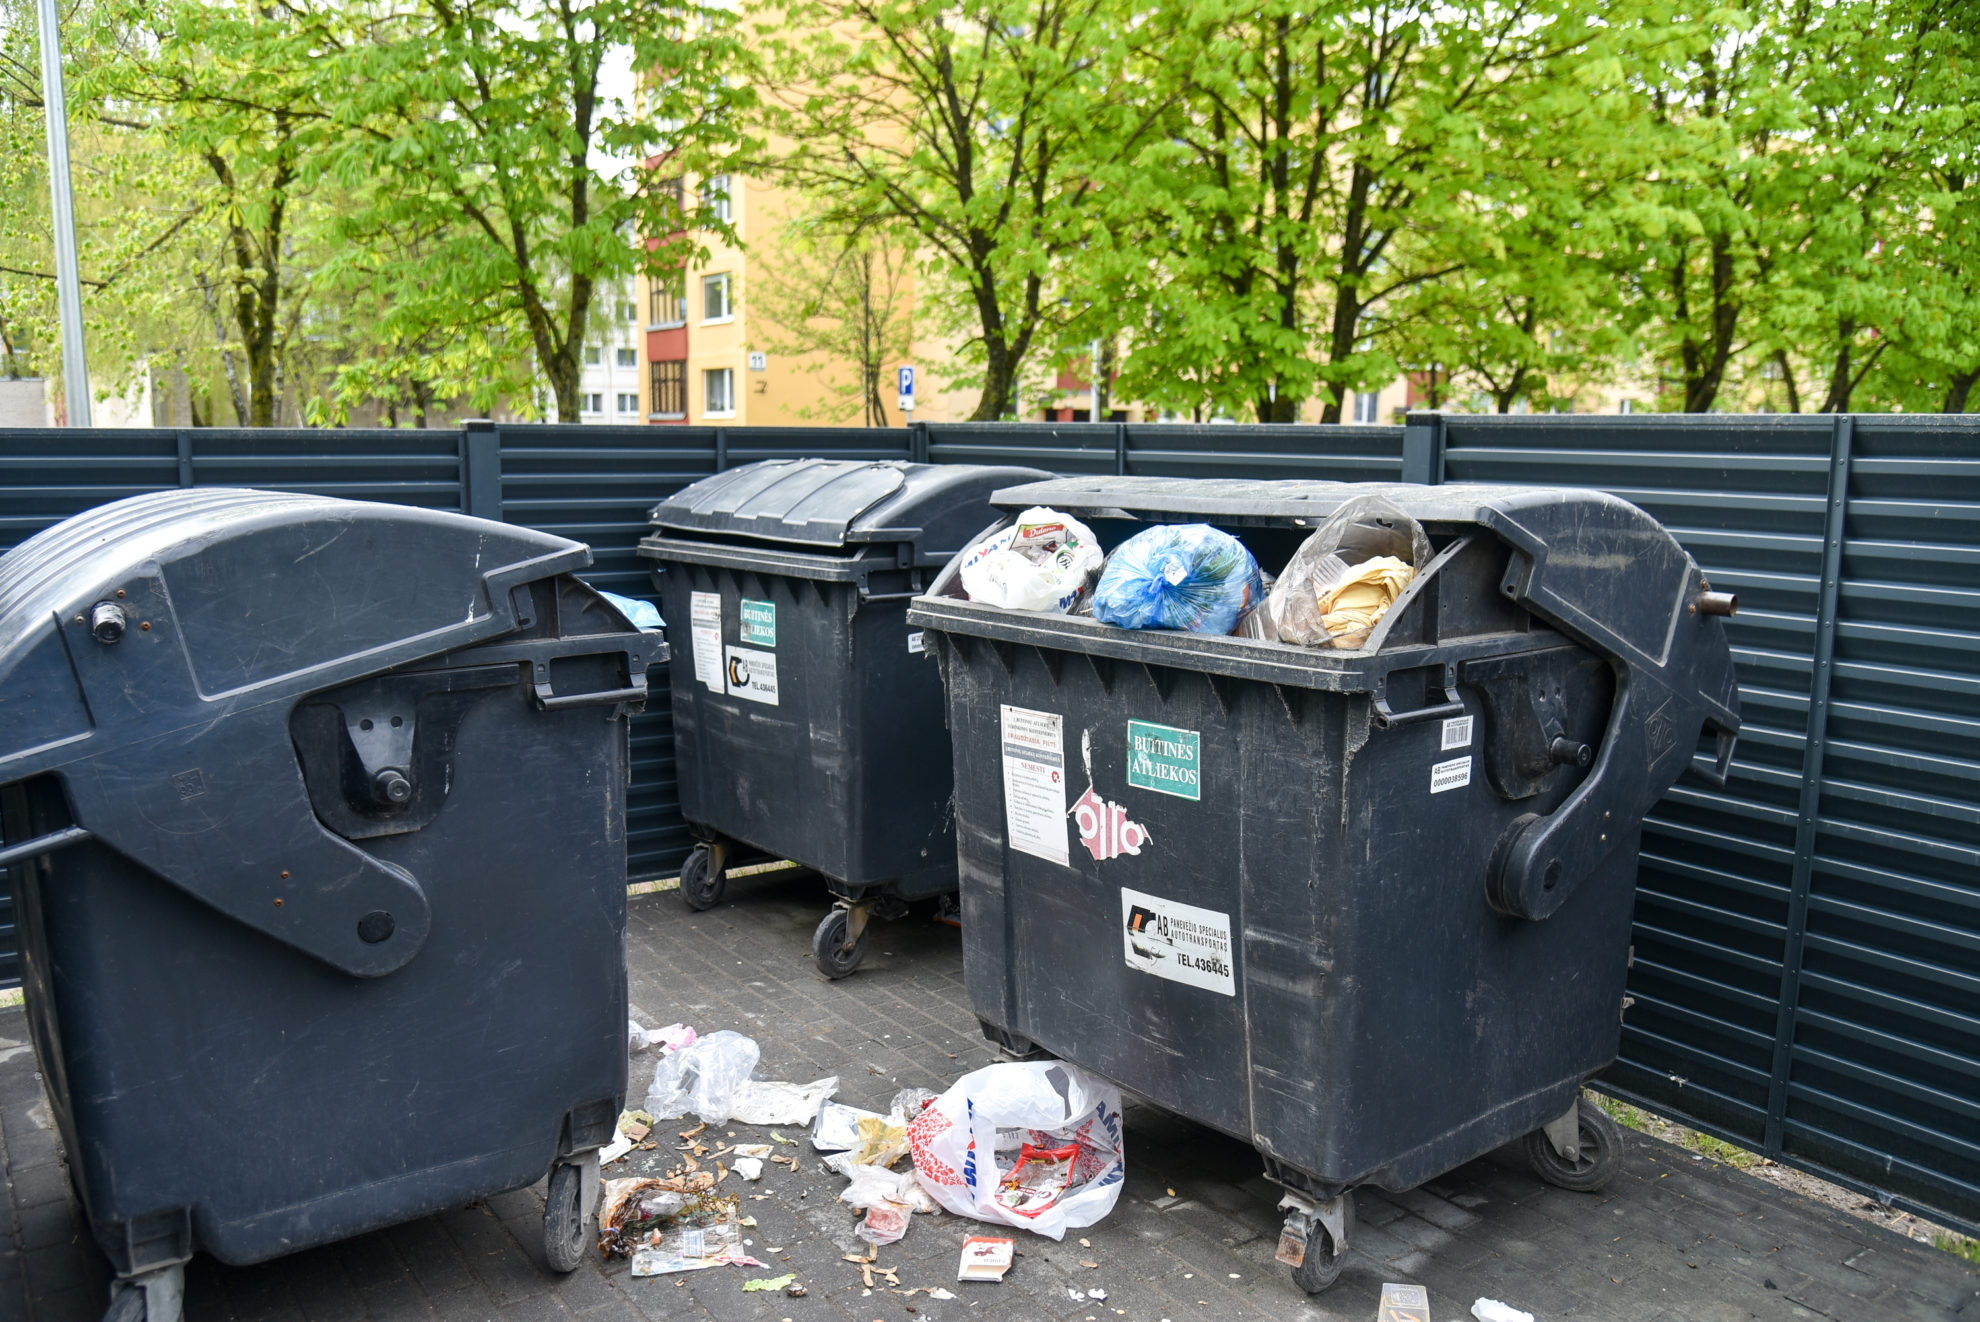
[{"x1": 679, "y1": 1122, "x2": 707, "y2": 1139}]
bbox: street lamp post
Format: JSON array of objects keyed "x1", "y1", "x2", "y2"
[{"x1": 37, "y1": 0, "x2": 93, "y2": 426}]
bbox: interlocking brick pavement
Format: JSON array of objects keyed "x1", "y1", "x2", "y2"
[{"x1": 3, "y1": 870, "x2": 1976, "y2": 1322}]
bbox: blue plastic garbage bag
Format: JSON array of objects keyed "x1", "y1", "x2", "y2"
[
  {"x1": 1091, "y1": 524, "x2": 1263, "y2": 634},
  {"x1": 597, "y1": 589, "x2": 664, "y2": 631}
]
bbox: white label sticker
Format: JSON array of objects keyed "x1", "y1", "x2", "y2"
[
  {"x1": 690, "y1": 592, "x2": 724, "y2": 692},
  {"x1": 1120, "y1": 887, "x2": 1235, "y2": 997},
  {"x1": 907, "y1": 630, "x2": 925, "y2": 654},
  {"x1": 1000, "y1": 705, "x2": 1068, "y2": 867},
  {"x1": 1441, "y1": 715, "x2": 1474, "y2": 750},
  {"x1": 1430, "y1": 755, "x2": 1473, "y2": 794},
  {"x1": 724, "y1": 645, "x2": 780, "y2": 705}
]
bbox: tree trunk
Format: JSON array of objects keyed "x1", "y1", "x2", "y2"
[
  {"x1": 971, "y1": 338, "x2": 1015, "y2": 420},
  {"x1": 1945, "y1": 367, "x2": 1980, "y2": 413},
  {"x1": 1681, "y1": 234, "x2": 1739, "y2": 413},
  {"x1": 1818, "y1": 317, "x2": 1856, "y2": 413}
]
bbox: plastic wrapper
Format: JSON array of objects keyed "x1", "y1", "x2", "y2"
[
  {"x1": 890, "y1": 1087, "x2": 939, "y2": 1123},
  {"x1": 1257, "y1": 495, "x2": 1432, "y2": 648},
  {"x1": 908, "y1": 1060, "x2": 1125, "y2": 1239},
  {"x1": 813, "y1": 1100, "x2": 887, "y2": 1152},
  {"x1": 1090, "y1": 524, "x2": 1262, "y2": 634},
  {"x1": 957, "y1": 507, "x2": 1105, "y2": 613},
  {"x1": 596, "y1": 589, "x2": 664, "y2": 630},
  {"x1": 643, "y1": 1030, "x2": 759, "y2": 1122},
  {"x1": 728, "y1": 1076, "x2": 839, "y2": 1125}
]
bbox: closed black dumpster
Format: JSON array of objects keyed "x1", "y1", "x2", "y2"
[
  {"x1": 640, "y1": 459, "x2": 1045, "y2": 977},
  {"x1": 908, "y1": 477, "x2": 1741, "y2": 1292},
  {"x1": 0, "y1": 490, "x2": 665, "y2": 1322}
]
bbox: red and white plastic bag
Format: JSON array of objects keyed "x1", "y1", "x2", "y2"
[{"x1": 908, "y1": 1060, "x2": 1125, "y2": 1239}]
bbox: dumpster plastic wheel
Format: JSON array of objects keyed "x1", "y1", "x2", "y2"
[
  {"x1": 812, "y1": 908, "x2": 869, "y2": 979},
  {"x1": 678, "y1": 845, "x2": 725, "y2": 912},
  {"x1": 543, "y1": 1160, "x2": 588, "y2": 1272},
  {"x1": 1524, "y1": 1097, "x2": 1623, "y2": 1193},
  {"x1": 1290, "y1": 1189, "x2": 1354, "y2": 1294}
]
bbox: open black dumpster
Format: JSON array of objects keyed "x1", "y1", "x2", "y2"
[
  {"x1": 639, "y1": 458, "x2": 1045, "y2": 977},
  {"x1": 0, "y1": 490, "x2": 664, "y2": 1322},
  {"x1": 907, "y1": 477, "x2": 1740, "y2": 1292}
]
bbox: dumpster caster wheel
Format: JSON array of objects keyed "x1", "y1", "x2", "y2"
[
  {"x1": 812, "y1": 906, "x2": 869, "y2": 979},
  {"x1": 678, "y1": 844, "x2": 726, "y2": 912},
  {"x1": 543, "y1": 1154, "x2": 598, "y2": 1273},
  {"x1": 1525, "y1": 1096, "x2": 1623, "y2": 1193},
  {"x1": 1285, "y1": 1190, "x2": 1354, "y2": 1295},
  {"x1": 105, "y1": 1265, "x2": 183, "y2": 1322}
]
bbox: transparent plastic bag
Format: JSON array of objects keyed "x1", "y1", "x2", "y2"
[
  {"x1": 1263, "y1": 496, "x2": 1432, "y2": 648},
  {"x1": 1090, "y1": 524, "x2": 1263, "y2": 634},
  {"x1": 957, "y1": 507, "x2": 1106, "y2": 612},
  {"x1": 643, "y1": 1030, "x2": 760, "y2": 1123}
]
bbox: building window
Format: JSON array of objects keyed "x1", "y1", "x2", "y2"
[
  {"x1": 702, "y1": 174, "x2": 731, "y2": 224},
  {"x1": 616, "y1": 347, "x2": 637, "y2": 368},
  {"x1": 616, "y1": 392, "x2": 639, "y2": 415},
  {"x1": 1353, "y1": 391, "x2": 1380, "y2": 424},
  {"x1": 656, "y1": 177, "x2": 685, "y2": 220},
  {"x1": 618, "y1": 300, "x2": 637, "y2": 323},
  {"x1": 702, "y1": 273, "x2": 732, "y2": 322},
  {"x1": 650, "y1": 280, "x2": 686, "y2": 327},
  {"x1": 705, "y1": 367, "x2": 735, "y2": 416},
  {"x1": 650, "y1": 360, "x2": 686, "y2": 418},
  {"x1": 583, "y1": 345, "x2": 602, "y2": 366},
  {"x1": 582, "y1": 392, "x2": 603, "y2": 414}
]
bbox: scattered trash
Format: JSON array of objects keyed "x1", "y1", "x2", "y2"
[
  {"x1": 732, "y1": 1143, "x2": 772, "y2": 1159},
  {"x1": 1069, "y1": 1287, "x2": 1088, "y2": 1303},
  {"x1": 770, "y1": 1130, "x2": 796, "y2": 1145},
  {"x1": 1090, "y1": 1287, "x2": 1108, "y2": 1300},
  {"x1": 1091, "y1": 524, "x2": 1263, "y2": 634},
  {"x1": 732, "y1": 1157, "x2": 765, "y2": 1181},
  {"x1": 1472, "y1": 1299, "x2": 1535, "y2": 1322},
  {"x1": 890, "y1": 1086, "x2": 939, "y2": 1122},
  {"x1": 813, "y1": 1100, "x2": 887, "y2": 1152},
  {"x1": 957, "y1": 1235, "x2": 1015, "y2": 1281},
  {"x1": 741, "y1": 1274, "x2": 797, "y2": 1292},
  {"x1": 730, "y1": 1076, "x2": 840, "y2": 1125},
  {"x1": 604, "y1": 1182, "x2": 766, "y2": 1275},
  {"x1": 928, "y1": 1286, "x2": 957, "y2": 1300},
  {"x1": 645, "y1": 1031, "x2": 760, "y2": 1123},
  {"x1": 859, "y1": 1201, "x2": 912, "y2": 1246},
  {"x1": 600, "y1": 1110, "x2": 655, "y2": 1166},
  {"x1": 910, "y1": 1061, "x2": 1125, "y2": 1239},
  {"x1": 958, "y1": 507, "x2": 1105, "y2": 612},
  {"x1": 1382, "y1": 1282, "x2": 1431, "y2": 1321},
  {"x1": 786, "y1": 1282, "x2": 807, "y2": 1297}
]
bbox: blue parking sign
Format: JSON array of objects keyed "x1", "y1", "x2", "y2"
[{"x1": 898, "y1": 366, "x2": 915, "y2": 398}]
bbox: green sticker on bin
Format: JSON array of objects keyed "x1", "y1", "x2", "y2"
[
  {"x1": 740, "y1": 598, "x2": 776, "y2": 647},
  {"x1": 1127, "y1": 720, "x2": 1200, "y2": 801}
]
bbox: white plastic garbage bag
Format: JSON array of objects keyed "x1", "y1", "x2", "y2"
[
  {"x1": 643, "y1": 1030, "x2": 759, "y2": 1123},
  {"x1": 728, "y1": 1076, "x2": 839, "y2": 1125},
  {"x1": 908, "y1": 1060, "x2": 1125, "y2": 1239},
  {"x1": 957, "y1": 508, "x2": 1105, "y2": 613}
]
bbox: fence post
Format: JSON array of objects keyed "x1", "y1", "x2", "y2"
[
  {"x1": 1114, "y1": 422, "x2": 1128, "y2": 476},
  {"x1": 462, "y1": 418, "x2": 502, "y2": 521},
  {"x1": 714, "y1": 427, "x2": 728, "y2": 474},
  {"x1": 175, "y1": 430, "x2": 193, "y2": 488},
  {"x1": 910, "y1": 421, "x2": 930, "y2": 465},
  {"x1": 1762, "y1": 414, "x2": 1854, "y2": 1156},
  {"x1": 1400, "y1": 411, "x2": 1446, "y2": 485}
]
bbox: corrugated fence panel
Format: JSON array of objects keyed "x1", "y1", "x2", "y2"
[
  {"x1": 1127, "y1": 423, "x2": 1405, "y2": 480},
  {"x1": 1786, "y1": 415, "x2": 1980, "y2": 1225}
]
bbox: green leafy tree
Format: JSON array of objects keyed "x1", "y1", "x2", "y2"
[
  {"x1": 302, "y1": 0, "x2": 751, "y2": 422},
  {"x1": 758, "y1": 0, "x2": 1168, "y2": 420},
  {"x1": 751, "y1": 211, "x2": 917, "y2": 425}
]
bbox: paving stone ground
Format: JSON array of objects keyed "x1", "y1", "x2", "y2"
[{"x1": 3, "y1": 869, "x2": 1976, "y2": 1322}]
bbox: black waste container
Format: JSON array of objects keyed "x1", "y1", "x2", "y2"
[
  {"x1": 908, "y1": 477, "x2": 1741, "y2": 1293},
  {"x1": 0, "y1": 490, "x2": 665, "y2": 1322},
  {"x1": 639, "y1": 458, "x2": 1046, "y2": 977}
]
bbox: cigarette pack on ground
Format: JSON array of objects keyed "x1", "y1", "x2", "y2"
[
  {"x1": 1382, "y1": 1281, "x2": 1432, "y2": 1322},
  {"x1": 957, "y1": 1235, "x2": 1015, "y2": 1281}
]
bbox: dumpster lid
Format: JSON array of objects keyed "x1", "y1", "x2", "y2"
[
  {"x1": 984, "y1": 476, "x2": 1595, "y2": 527},
  {"x1": 652, "y1": 458, "x2": 1058, "y2": 552}
]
